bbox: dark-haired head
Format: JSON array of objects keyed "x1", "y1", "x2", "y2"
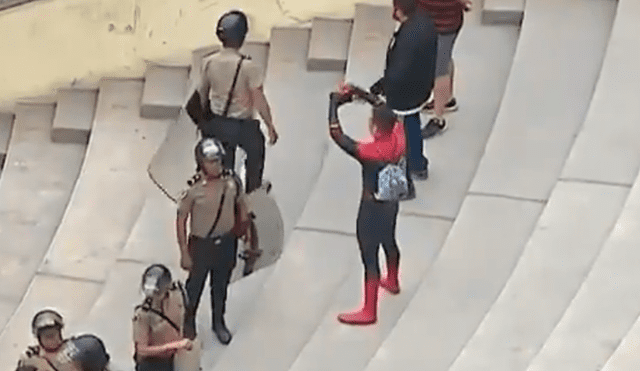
[{"x1": 371, "y1": 104, "x2": 397, "y2": 133}]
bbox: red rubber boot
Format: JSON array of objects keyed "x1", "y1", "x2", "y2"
[
  {"x1": 337, "y1": 279, "x2": 379, "y2": 325},
  {"x1": 380, "y1": 264, "x2": 400, "y2": 294}
]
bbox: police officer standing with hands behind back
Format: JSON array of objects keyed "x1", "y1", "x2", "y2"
[{"x1": 176, "y1": 138, "x2": 252, "y2": 346}]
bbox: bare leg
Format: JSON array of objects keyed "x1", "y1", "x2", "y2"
[
  {"x1": 449, "y1": 59, "x2": 455, "y2": 100},
  {"x1": 433, "y1": 75, "x2": 450, "y2": 119}
]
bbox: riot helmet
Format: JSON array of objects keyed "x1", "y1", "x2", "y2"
[
  {"x1": 216, "y1": 10, "x2": 249, "y2": 47},
  {"x1": 194, "y1": 137, "x2": 226, "y2": 168},
  {"x1": 32, "y1": 309, "x2": 64, "y2": 337},
  {"x1": 141, "y1": 264, "x2": 172, "y2": 298},
  {"x1": 55, "y1": 334, "x2": 110, "y2": 371}
]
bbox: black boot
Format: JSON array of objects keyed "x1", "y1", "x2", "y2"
[
  {"x1": 212, "y1": 317, "x2": 232, "y2": 345},
  {"x1": 212, "y1": 290, "x2": 232, "y2": 345},
  {"x1": 183, "y1": 306, "x2": 197, "y2": 340}
]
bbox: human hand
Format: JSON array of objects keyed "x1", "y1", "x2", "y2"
[
  {"x1": 369, "y1": 79, "x2": 384, "y2": 96},
  {"x1": 178, "y1": 338, "x2": 193, "y2": 351},
  {"x1": 338, "y1": 81, "x2": 355, "y2": 96},
  {"x1": 240, "y1": 223, "x2": 249, "y2": 244},
  {"x1": 180, "y1": 253, "x2": 192, "y2": 271},
  {"x1": 25, "y1": 345, "x2": 40, "y2": 358},
  {"x1": 267, "y1": 125, "x2": 278, "y2": 145}
]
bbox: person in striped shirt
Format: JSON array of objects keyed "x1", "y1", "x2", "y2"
[{"x1": 419, "y1": 0, "x2": 472, "y2": 139}]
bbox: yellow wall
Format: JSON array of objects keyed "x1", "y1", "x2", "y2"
[{"x1": 0, "y1": 0, "x2": 390, "y2": 107}]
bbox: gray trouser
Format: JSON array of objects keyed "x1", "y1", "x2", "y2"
[{"x1": 435, "y1": 31, "x2": 460, "y2": 77}]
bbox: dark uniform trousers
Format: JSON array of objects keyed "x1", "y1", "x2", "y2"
[
  {"x1": 203, "y1": 116, "x2": 265, "y2": 194},
  {"x1": 184, "y1": 233, "x2": 238, "y2": 339},
  {"x1": 136, "y1": 356, "x2": 174, "y2": 371}
]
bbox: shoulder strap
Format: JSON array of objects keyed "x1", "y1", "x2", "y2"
[
  {"x1": 222, "y1": 55, "x2": 246, "y2": 117},
  {"x1": 43, "y1": 357, "x2": 60, "y2": 371},
  {"x1": 229, "y1": 170, "x2": 243, "y2": 202},
  {"x1": 206, "y1": 181, "x2": 227, "y2": 238},
  {"x1": 135, "y1": 304, "x2": 180, "y2": 334}
]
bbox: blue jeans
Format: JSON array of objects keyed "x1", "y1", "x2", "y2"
[{"x1": 403, "y1": 113, "x2": 428, "y2": 173}]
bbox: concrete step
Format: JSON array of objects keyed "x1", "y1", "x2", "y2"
[
  {"x1": 402, "y1": 4, "x2": 520, "y2": 220},
  {"x1": 447, "y1": 182, "x2": 628, "y2": 371},
  {"x1": 287, "y1": 4, "x2": 520, "y2": 370},
  {"x1": 307, "y1": 17, "x2": 353, "y2": 71},
  {"x1": 51, "y1": 89, "x2": 98, "y2": 144},
  {"x1": 296, "y1": 3, "x2": 395, "y2": 235},
  {"x1": 367, "y1": 196, "x2": 544, "y2": 371},
  {"x1": 257, "y1": 25, "x2": 344, "y2": 240},
  {"x1": 140, "y1": 64, "x2": 190, "y2": 119},
  {"x1": 523, "y1": 172, "x2": 640, "y2": 371},
  {"x1": 482, "y1": 0, "x2": 525, "y2": 25},
  {"x1": 363, "y1": 0, "x2": 617, "y2": 369},
  {"x1": 559, "y1": 0, "x2": 640, "y2": 187},
  {"x1": 40, "y1": 79, "x2": 171, "y2": 283},
  {"x1": 146, "y1": 110, "x2": 199, "y2": 202},
  {"x1": 210, "y1": 230, "x2": 360, "y2": 371},
  {"x1": 577, "y1": 4, "x2": 640, "y2": 370},
  {"x1": 0, "y1": 112, "x2": 14, "y2": 169},
  {"x1": 0, "y1": 103, "x2": 86, "y2": 336},
  {"x1": 469, "y1": 0, "x2": 615, "y2": 202},
  {"x1": 343, "y1": 3, "x2": 395, "y2": 87},
  {"x1": 447, "y1": 0, "x2": 639, "y2": 369},
  {"x1": 287, "y1": 217, "x2": 451, "y2": 371}
]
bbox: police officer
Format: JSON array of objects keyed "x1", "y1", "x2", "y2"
[
  {"x1": 197, "y1": 9, "x2": 278, "y2": 194},
  {"x1": 50, "y1": 334, "x2": 110, "y2": 371},
  {"x1": 177, "y1": 138, "x2": 252, "y2": 345},
  {"x1": 132, "y1": 264, "x2": 192, "y2": 371},
  {"x1": 16, "y1": 309, "x2": 68, "y2": 371}
]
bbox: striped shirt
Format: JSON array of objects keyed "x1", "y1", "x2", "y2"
[{"x1": 418, "y1": 0, "x2": 464, "y2": 33}]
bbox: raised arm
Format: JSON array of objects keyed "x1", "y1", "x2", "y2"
[{"x1": 328, "y1": 92, "x2": 359, "y2": 160}]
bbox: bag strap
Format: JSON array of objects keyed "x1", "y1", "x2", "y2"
[
  {"x1": 136, "y1": 304, "x2": 181, "y2": 334},
  {"x1": 44, "y1": 357, "x2": 61, "y2": 371},
  {"x1": 222, "y1": 55, "x2": 246, "y2": 117},
  {"x1": 206, "y1": 181, "x2": 227, "y2": 238}
]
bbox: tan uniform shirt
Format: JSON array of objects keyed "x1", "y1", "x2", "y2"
[
  {"x1": 199, "y1": 47, "x2": 264, "y2": 119},
  {"x1": 132, "y1": 283, "x2": 186, "y2": 358},
  {"x1": 177, "y1": 175, "x2": 243, "y2": 238}
]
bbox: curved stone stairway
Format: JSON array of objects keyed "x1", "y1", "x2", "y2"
[
  {"x1": 364, "y1": 0, "x2": 620, "y2": 370},
  {"x1": 2, "y1": 0, "x2": 637, "y2": 370}
]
